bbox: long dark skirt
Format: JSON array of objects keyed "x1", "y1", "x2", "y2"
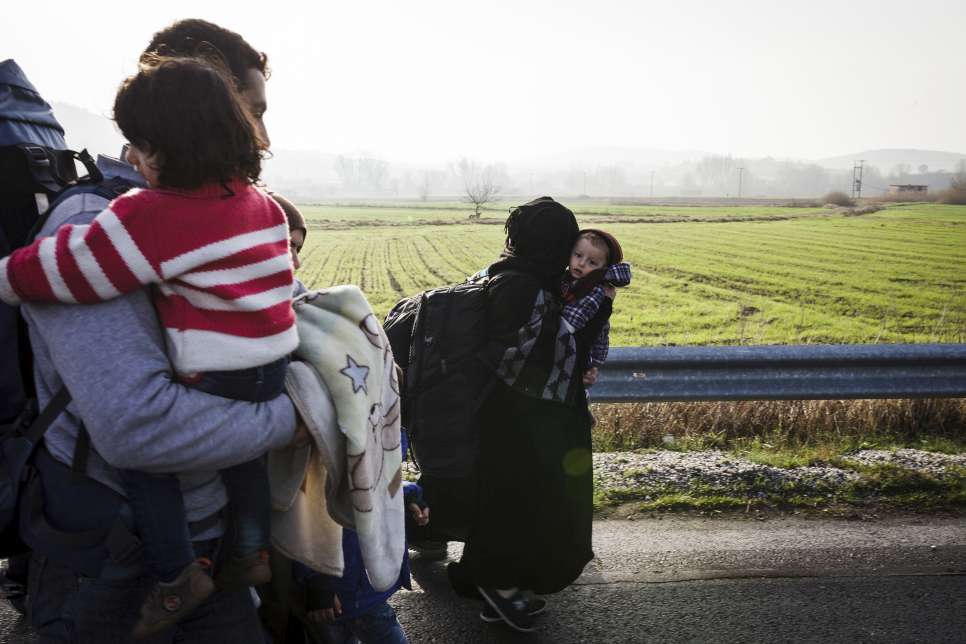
[{"x1": 449, "y1": 380, "x2": 594, "y2": 595}]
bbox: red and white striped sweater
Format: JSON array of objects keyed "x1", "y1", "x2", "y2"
[{"x1": 0, "y1": 179, "x2": 298, "y2": 373}]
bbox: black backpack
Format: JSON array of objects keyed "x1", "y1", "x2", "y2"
[{"x1": 384, "y1": 272, "x2": 520, "y2": 479}]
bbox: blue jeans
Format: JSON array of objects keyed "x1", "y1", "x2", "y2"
[
  {"x1": 28, "y1": 540, "x2": 264, "y2": 643},
  {"x1": 120, "y1": 358, "x2": 287, "y2": 578},
  {"x1": 317, "y1": 602, "x2": 409, "y2": 644}
]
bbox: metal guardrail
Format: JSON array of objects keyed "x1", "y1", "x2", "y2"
[{"x1": 589, "y1": 344, "x2": 966, "y2": 403}]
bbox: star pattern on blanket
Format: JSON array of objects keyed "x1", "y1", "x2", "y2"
[{"x1": 340, "y1": 354, "x2": 370, "y2": 395}]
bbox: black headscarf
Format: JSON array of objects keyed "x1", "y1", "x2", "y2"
[{"x1": 488, "y1": 196, "x2": 579, "y2": 288}]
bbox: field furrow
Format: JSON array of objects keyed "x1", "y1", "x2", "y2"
[{"x1": 293, "y1": 204, "x2": 966, "y2": 344}]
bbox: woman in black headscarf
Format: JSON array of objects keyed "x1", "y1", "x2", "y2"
[{"x1": 447, "y1": 196, "x2": 602, "y2": 633}]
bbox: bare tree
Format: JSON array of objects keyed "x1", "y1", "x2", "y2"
[
  {"x1": 892, "y1": 163, "x2": 911, "y2": 179},
  {"x1": 333, "y1": 155, "x2": 391, "y2": 194},
  {"x1": 695, "y1": 155, "x2": 741, "y2": 195},
  {"x1": 357, "y1": 157, "x2": 390, "y2": 193},
  {"x1": 334, "y1": 155, "x2": 356, "y2": 191},
  {"x1": 454, "y1": 158, "x2": 502, "y2": 218},
  {"x1": 418, "y1": 172, "x2": 432, "y2": 202},
  {"x1": 942, "y1": 161, "x2": 966, "y2": 204}
]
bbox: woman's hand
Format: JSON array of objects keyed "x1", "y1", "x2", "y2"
[
  {"x1": 582, "y1": 367, "x2": 600, "y2": 386},
  {"x1": 290, "y1": 417, "x2": 312, "y2": 447}
]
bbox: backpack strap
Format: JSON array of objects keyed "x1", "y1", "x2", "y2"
[
  {"x1": 0, "y1": 145, "x2": 74, "y2": 194},
  {"x1": 71, "y1": 426, "x2": 91, "y2": 477},
  {"x1": 437, "y1": 284, "x2": 459, "y2": 376},
  {"x1": 24, "y1": 152, "x2": 115, "y2": 243},
  {"x1": 23, "y1": 386, "x2": 71, "y2": 446}
]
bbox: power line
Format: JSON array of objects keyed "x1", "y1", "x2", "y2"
[{"x1": 851, "y1": 160, "x2": 865, "y2": 199}]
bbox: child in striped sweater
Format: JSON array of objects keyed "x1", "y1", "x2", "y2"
[{"x1": 0, "y1": 54, "x2": 295, "y2": 637}]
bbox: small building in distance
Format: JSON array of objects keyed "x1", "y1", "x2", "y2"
[{"x1": 887, "y1": 184, "x2": 928, "y2": 196}]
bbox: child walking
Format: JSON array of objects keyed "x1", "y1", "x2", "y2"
[
  {"x1": 298, "y1": 431, "x2": 427, "y2": 644},
  {"x1": 0, "y1": 54, "x2": 295, "y2": 638},
  {"x1": 561, "y1": 229, "x2": 632, "y2": 381}
]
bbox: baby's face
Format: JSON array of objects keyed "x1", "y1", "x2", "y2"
[{"x1": 569, "y1": 237, "x2": 608, "y2": 279}]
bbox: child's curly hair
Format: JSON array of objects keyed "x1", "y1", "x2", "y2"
[{"x1": 113, "y1": 54, "x2": 265, "y2": 189}]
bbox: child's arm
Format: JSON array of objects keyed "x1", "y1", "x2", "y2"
[
  {"x1": 589, "y1": 320, "x2": 611, "y2": 369},
  {"x1": 561, "y1": 286, "x2": 605, "y2": 331},
  {"x1": 0, "y1": 202, "x2": 168, "y2": 306},
  {"x1": 588, "y1": 281, "x2": 618, "y2": 369},
  {"x1": 0, "y1": 196, "x2": 288, "y2": 307}
]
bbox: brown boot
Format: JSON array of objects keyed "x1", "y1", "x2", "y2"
[
  {"x1": 133, "y1": 559, "x2": 215, "y2": 639},
  {"x1": 214, "y1": 549, "x2": 272, "y2": 590}
]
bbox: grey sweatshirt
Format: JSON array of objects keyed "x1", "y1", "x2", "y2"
[{"x1": 21, "y1": 156, "x2": 297, "y2": 526}]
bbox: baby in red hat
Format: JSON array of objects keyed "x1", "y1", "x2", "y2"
[{"x1": 560, "y1": 229, "x2": 632, "y2": 385}]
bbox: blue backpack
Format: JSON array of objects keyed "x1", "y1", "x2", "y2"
[{"x1": 0, "y1": 59, "x2": 135, "y2": 560}]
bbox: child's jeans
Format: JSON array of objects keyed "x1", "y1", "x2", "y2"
[
  {"x1": 120, "y1": 357, "x2": 288, "y2": 580},
  {"x1": 317, "y1": 602, "x2": 409, "y2": 644}
]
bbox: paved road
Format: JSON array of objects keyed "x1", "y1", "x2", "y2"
[
  {"x1": 393, "y1": 514, "x2": 966, "y2": 643},
  {"x1": 3, "y1": 514, "x2": 965, "y2": 643}
]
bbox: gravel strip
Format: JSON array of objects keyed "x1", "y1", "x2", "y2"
[
  {"x1": 844, "y1": 449, "x2": 966, "y2": 476},
  {"x1": 594, "y1": 451, "x2": 859, "y2": 496},
  {"x1": 404, "y1": 448, "x2": 963, "y2": 499},
  {"x1": 593, "y1": 448, "x2": 964, "y2": 498}
]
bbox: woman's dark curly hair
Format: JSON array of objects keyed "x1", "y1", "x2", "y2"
[
  {"x1": 502, "y1": 196, "x2": 579, "y2": 275},
  {"x1": 144, "y1": 19, "x2": 269, "y2": 90},
  {"x1": 113, "y1": 54, "x2": 265, "y2": 189}
]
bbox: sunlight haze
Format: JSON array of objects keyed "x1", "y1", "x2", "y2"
[{"x1": 5, "y1": 0, "x2": 965, "y2": 164}]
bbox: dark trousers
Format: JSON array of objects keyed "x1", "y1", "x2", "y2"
[
  {"x1": 28, "y1": 541, "x2": 265, "y2": 644},
  {"x1": 120, "y1": 358, "x2": 286, "y2": 580}
]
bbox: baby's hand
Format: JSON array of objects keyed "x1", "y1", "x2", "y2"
[
  {"x1": 602, "y1": 284, "x2": 617, "y2": 299},
  {"x1": 408, "y1": 502, "x2": 430, "y2": 527},
  {"x1": 583, "y1": 367, "x2": 600, "y2": 386}
]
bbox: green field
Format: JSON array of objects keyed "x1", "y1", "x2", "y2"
[
  {"x1": 295, "y1": 203, "x2": 966, "y2": 346},
  {"x1": 297, "y1": 200, "x2": 829, "y2": 225}
]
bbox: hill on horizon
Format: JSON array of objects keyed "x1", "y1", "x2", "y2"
[
  {"x1": 48, "y1": 103, "x2": 966, "y2": 184},
  {"x1": 817, "y1": 148, "x2": 966, "y2": 172},
  {"x1": 52, "y1": 102, "x2": 125, "y2": 159}
]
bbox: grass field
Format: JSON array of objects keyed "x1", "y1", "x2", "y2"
[
  {"x1": 295, "y1": 202, "x2": 966, "y2": 346},
  {"x1": 297, "y1": 200, "x2": 829, "y2": 224}
]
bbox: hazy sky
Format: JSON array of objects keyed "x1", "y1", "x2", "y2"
[{"x1": 6, "y1": 0, "x2": 965, "y2": 163}]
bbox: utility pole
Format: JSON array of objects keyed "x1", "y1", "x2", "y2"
[
  {"x1": 852, "y1": 160, "x2": 865, "y2": 200},
  {"x1": 650, "y1": 170, "x2": 655, "y2": 198},
  {"x1": 737, "y1": 166, "x2": 744, "y2": 199}
]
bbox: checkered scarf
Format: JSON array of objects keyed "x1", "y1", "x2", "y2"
[
  {"x1": 561, "y1": 263, "x2": 631, "y2": 368},
  {"x1": 560, "y1": 263, "x2": 632, "y2": 330}
]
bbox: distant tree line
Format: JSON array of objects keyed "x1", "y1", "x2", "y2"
[{"x1": 319, "y1": 154, "x2": 966, "y2": 201}]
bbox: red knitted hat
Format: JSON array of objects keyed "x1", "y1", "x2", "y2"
[{"x1": 578, "y1": 229, "x2": 623, "y2": 264}]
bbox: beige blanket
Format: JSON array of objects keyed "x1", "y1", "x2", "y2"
[
  {"x1": 270, "y1": 286, "x2": 405, "y2": 591},
  {"x1": 269, "y1": 362, "x2": 345, "y2": 576}
]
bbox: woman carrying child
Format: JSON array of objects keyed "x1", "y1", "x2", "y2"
[{"x1": 446, "y1": 196, "x2": 615, "y2": 633}]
